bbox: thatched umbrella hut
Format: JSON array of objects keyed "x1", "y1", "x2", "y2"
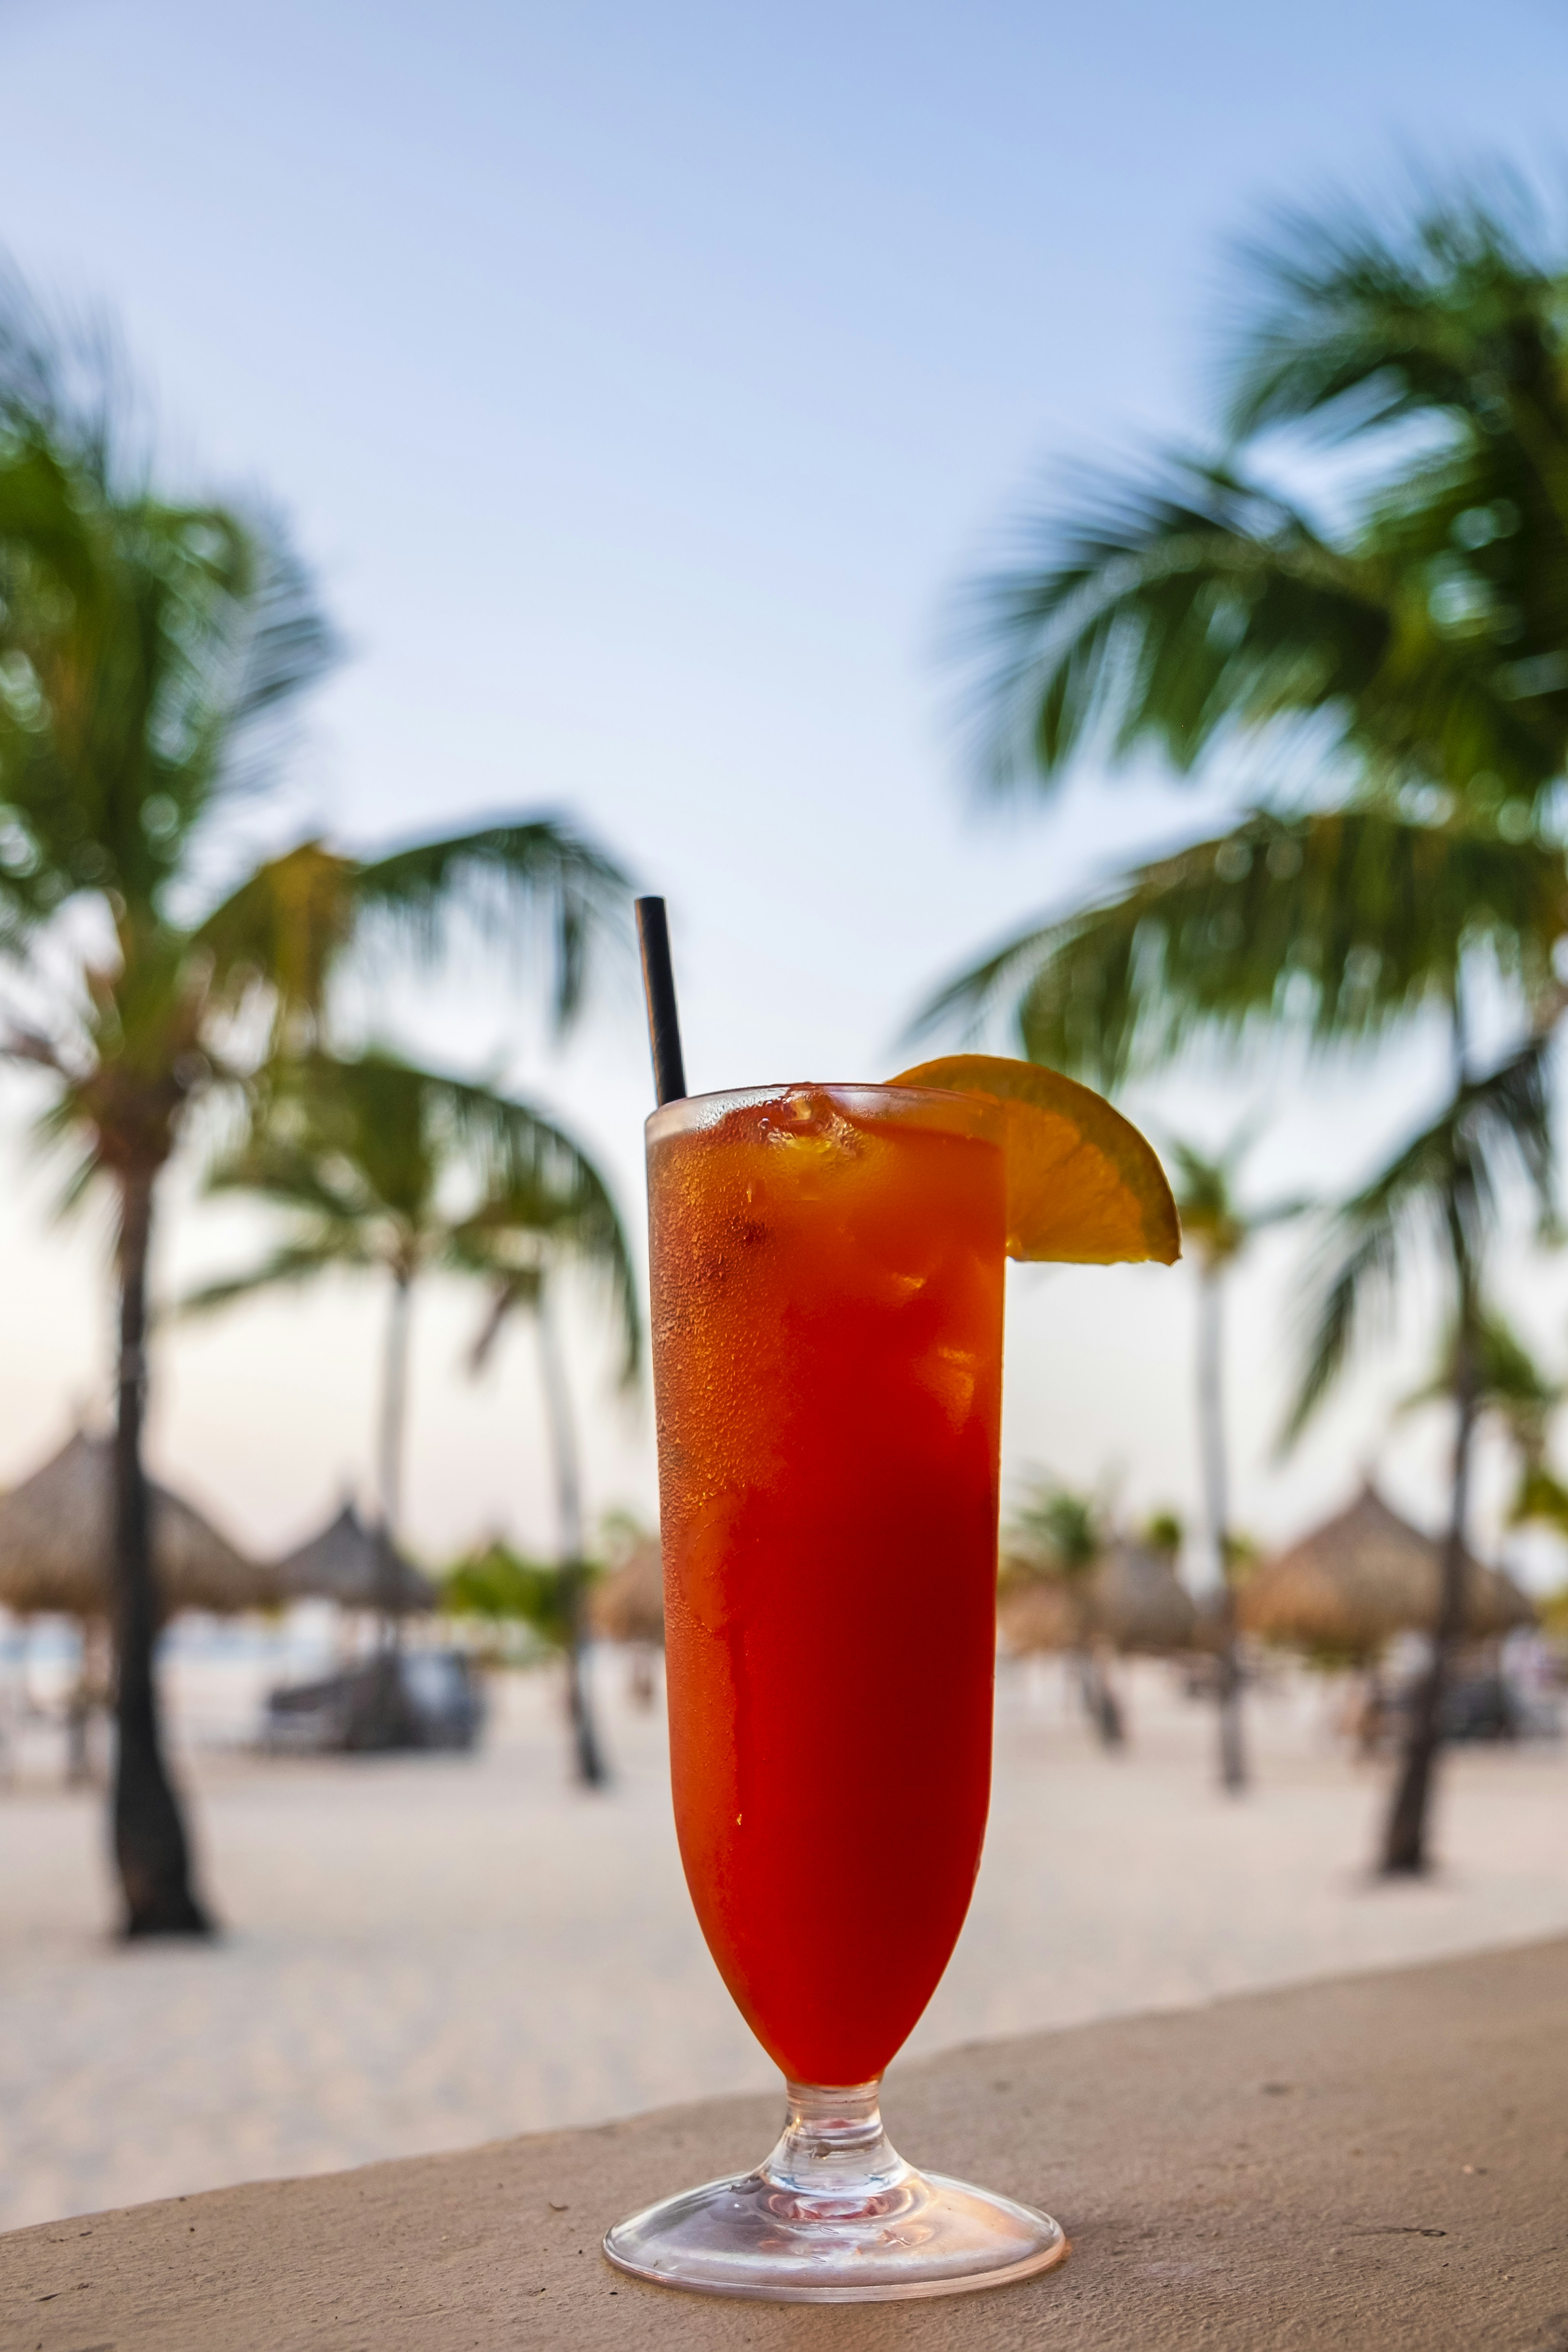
[
  {"x1": 995, "y1": 1551, "x2": 1132, "y2": 1743},
  {"x1": 1091, "y1": 1541, "x2": 1198, "y2": 1655},
  {"x1": 1239, "y1": 1483, "x2": 1535, "y2": 1660},
  {"x1": 590, "y1": 1536, "x2": 664, "y2": 1646},
  {"x1": 996, "y1": 1543, "x2": 1197, "y2": 1659},
  {"x1": 1187, "y1": 1586, "x2": 1234, "y2": 1658},
  {"x1": 274, "y1": 1501, "x2": 435, "y2": 1615},
  {"x1": 0, "y1": 1430, "x2": 274, "y2": 1620},
  {"x1": 995, "y1": 1564, "x2": 1075, "y2": 1657},
  {"x1": 590, "y1": 1534, "x2": 664, "y2": 1704}
]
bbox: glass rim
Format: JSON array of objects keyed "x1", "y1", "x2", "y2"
[{"x1": 645, "y1": 1079, "x2": 1000, "y2": 1145}]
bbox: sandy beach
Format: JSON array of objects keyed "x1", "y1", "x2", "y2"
[{"x1": 2, "y1": 1651, "x2": 1566, "y2": 2234}]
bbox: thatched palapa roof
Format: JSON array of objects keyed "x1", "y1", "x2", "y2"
[
  {"x1": 1094, "y1": 1542, "x2": 1199, "y2": 1655},
  {"x1": 0, "y1": 1430, "x2": 274, "y2": 1619},
  {"x1": 591, "y1": 1536, "x2": 664, "y2": 1645},
  {"x1": 274, "y1": 1501, "x2": 435, "y2": 1614},
  {"x1": 997, "y1": 1541, "x2": 1197, "y2": 1657},
  {"x1": 996, "y1": 1572, "x2": 1075, "y2": 1657},
  {"x1": 1239, "y1": 1483, "x2": 1535, "y2": 1656}
]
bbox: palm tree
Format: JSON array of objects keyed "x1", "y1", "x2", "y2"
[
  {"x1": 920, "y1": 176, "x2": 1568, "y2": 1085},
  {"x1": 919, "y1": 804, "x2": 1566, "y2": 1091},
  {"x1": 461, "y1": 1188, "x2": 641, "y2": 1786},
  {"x1": 960, "y1": 176, "x2": 1568, "y2": 815},
  {"x1": 1402, "y1": 1301, "x2": 1568, "y2": 1597},
  {"x1": 1283, "y1": 1036, "x2": 1552, "y2": 1873},
  {"x1": 0, "y1": 284, "x2": 631, "y2": 1933},
  {"x1": 916, "y1": 175, "x2": 1568, "y2": 1870},
  {"x1": 185, "y1": 1048, "x2": 640, "y2": 1775},
  {"x1": 443, "y1": 1538, "x2": 599, "y2": 1665},
  {"x1": 1006, "y1": 1479, "x2": 1123, "y2": 1745},
  {"x1": 1403, "y1": 1301, "x2": 1567, "y2": 1524},
  {"x1": 1167, "y1": 1134, "x2": 1304, "y2": 1793}
]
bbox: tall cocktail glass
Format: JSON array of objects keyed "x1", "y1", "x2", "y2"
[{"x1": 604, "y1": 1082, "x2": 1068, "y2": 2301}]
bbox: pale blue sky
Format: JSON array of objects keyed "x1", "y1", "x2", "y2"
[{"x1": 1, "y1": 0, "x2": 1566, "y2": 1575}]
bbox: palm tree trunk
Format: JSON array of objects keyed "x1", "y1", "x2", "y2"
[
  {"x1": 1198, "y1": 1265, "x2": 1246, "y2": 1792},
  {"x1": 1070, "y1": 1587, "x2": 1123, "y2": 1747},
  {"x1": 111, "y1": 1168, "x2": 211, "y2": 1937},
  {"x1": 1091, "y1": 1644, "x2": 1125, "y2": 1746},
  {"x1": 1382, "y1": 1208, "x2": 1477, "y2": 1875},
  {"x1": 357, "y1": 1270, "x2": 416, "y2": 1749},
  {"x1": 535, "y1": 1278, "x2": 607, "y2": 1787},
  {"x1": 376, "y1": 1271, "x2": 414, "y2": 1637}
]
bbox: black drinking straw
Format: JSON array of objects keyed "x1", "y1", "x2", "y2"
[{"x1": 635, "y1": 896, "x2": 688, "y2": 1107}]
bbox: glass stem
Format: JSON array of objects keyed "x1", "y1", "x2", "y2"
[{"x1": 761, "y1": 2080, "x2": 910, "y2": 2206}]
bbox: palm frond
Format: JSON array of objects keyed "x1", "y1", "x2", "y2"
[
  {"x1": 1284, "y1": 1211, "x2": 1405, "y2": 1444},
  {"x1": 351, "y1": 815, "x2": 634, "y2": 1030},
  {"x1": 178, "y1": 1239, "x2": 367, "y2": 1319},
  {"x1": 194, "y1": 1047, "x2": 642, "y2": 1384},
  {"x1": 1283, "y1": 1034, "x2": 1555, "y2": 1442},
  {"x1": 954, "y1": 172, "x2": 1568, "y2": 814},
  {"x1": 1511, "y1": 1463, "x2": 1568, "y2": 1531},
  {"x1": 0, "y1": 470, "x2": 332, "y2": 918},
  {"x1": 196, "y1": 818, "x2": 634, "y2": 1044},
  {"x1": 219, "y1": 510, "x2": 338, "y2": 738},
  {"x1": 0, "y1": 262, "x2": 135, "y2": 491},
  {"x1": 203, "y1": 1130, "x2": 379, "y2": 1227},
  {"x1": 1223, "y1": 170, "x2": 1562, "y2": 444},
  {"x1": 450, "y1": 1145, "x2": 642, "y2": 1389},
  {"x1": 141, "y1": 503, "x2": 337, "y2": 811},
  {"x1": 194, "y1": 841, "x2": 358, "y2": 1031},
  {"x1": 1163, "y1": 1129, "x2": 1307, "y2": 1265},
  {"x1": 465, "y1": 1265, "x2": 544, "y2": 1374},
  {"x1": 910, "y1": 804, "x2": 1566, "y2": 1087},
  {"x1": 959, "y1": 452, "x2": 1385, "y2": 797},
  {"x1": 1005, "y1": 1478, "x2": 1105, "y2": 1581},
  {"x1": 1399, "y1": 1299, "x2": 1561, "y2": 1422}
]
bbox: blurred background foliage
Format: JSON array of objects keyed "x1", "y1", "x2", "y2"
[{"x1": 443, "y1": 1540, "x2": 598, "y2": 1658}]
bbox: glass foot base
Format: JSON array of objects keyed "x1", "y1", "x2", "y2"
[{"x1": 603, "y1": 2078, "x2": 1069, "y2": 2303}]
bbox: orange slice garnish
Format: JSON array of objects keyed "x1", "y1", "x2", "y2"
[{"x1": 891, "y1": 1055, "x2": 1180, "y2": 1266}]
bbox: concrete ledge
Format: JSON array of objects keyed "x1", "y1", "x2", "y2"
[{"x1": 4, "y1": 1938, "x2": 1566, "y2": 2350}]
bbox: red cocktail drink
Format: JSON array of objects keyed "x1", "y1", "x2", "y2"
[
  {"x1": 605, "y1": 1081, "x2": 1067, "y2": 2300},
  {"x1": 648, "y1": 1083, "x2": 1004, "y2": 2083}
]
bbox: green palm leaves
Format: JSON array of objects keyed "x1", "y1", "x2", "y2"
[
  {"x1": 197, "y1": 817, "x2": 630, "y2": 1053},
  {"x1": 0, "y1": 288, "x2": 634, "y2": 1183},
  {"x1": 0, "y1": 357, "x2": 335, "y2": 922},
  {"x1": 922, "y1": 805, "x2": 1567, "y2": 1087},
  {"x1": 189, "y1": 1048, "x2": 640, "y2": 1381},
  {"x1": 1286, "y1": 1038, "x2": 1555, "y2": 1444},
  {"x1": 963, "y1": 181, "x2": 1568, "y2": 820},
  {"x1": 933, "y1": 180, "x2": 1568, "y2": 1092},
  {"x1": 1007, "y1": 1481, "x2": 1104, "y2": 1583},
  {"x1": 967, "y1": 457, "x2": 1392, "y2": 794},
  {"x1": 1167, "y1": 1134, "x2": 1290, "y2": 1271},
  {"x1": 1403, "y1": 1303, "x2": 1567, "y2": 1531}
]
